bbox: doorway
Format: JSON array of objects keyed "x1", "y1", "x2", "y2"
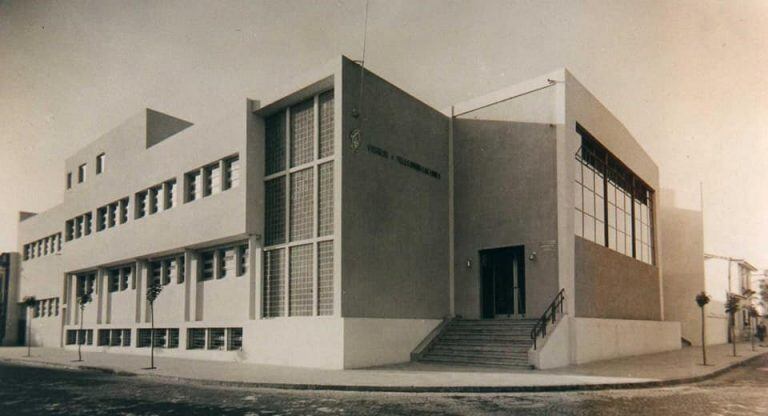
[{"x1": 480, "y1": 246, "x2": 526, "y2": 319}]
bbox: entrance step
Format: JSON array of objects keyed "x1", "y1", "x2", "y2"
[{"x1": 415, "y1": 319, "x2": 535, "y2": 369}]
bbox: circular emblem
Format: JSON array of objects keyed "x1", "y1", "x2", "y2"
[{"x1": 349, "y1": 128, "x2": 362, "y2": 152}]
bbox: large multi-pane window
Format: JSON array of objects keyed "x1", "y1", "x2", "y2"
[
  {"x1": 574, "y1": 124, "x2": 655, "y2": 265},
  {"x1": 263, "y1": 90, "x2": 336, "y2": 317}
]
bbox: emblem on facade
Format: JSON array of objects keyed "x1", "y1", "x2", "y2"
[{"x1": 349, "y1": 128, "x2": 362, "y2": 152}]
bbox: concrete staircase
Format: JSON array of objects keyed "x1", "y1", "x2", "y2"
[{"x1": 417, "y1": 319, "x2": 537, "y2": 369}]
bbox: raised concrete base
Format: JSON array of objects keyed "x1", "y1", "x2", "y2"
[{"x1": 529, "y1": 316, "x2": 682, "y2": 369}]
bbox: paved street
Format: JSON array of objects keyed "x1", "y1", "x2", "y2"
[{"x1": 2, "y1": 355, "x2": 768, "y2": 415}]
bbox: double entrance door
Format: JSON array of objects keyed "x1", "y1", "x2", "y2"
[{"x1": 481, "y1": 246, "x2": 526, "y2": 319}]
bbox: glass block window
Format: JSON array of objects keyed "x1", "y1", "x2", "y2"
[
  {"x1": 137, "y1": 329, "x2": 152, "y2": 348},
  {"x1": 168, "y1": 329, "x2": 179, "y2": 348},
  {"x1": 317, "y1": 240, "x2": 334, "y2": 316},
  {"x1": 289, "y1": 168, "x2": 314, "y2": 241},
  {"x1": 263, "y1": 249, "x2": 285, "y2": 318},
  {"x1": 289, "y1": 244, "x2": 313, "y2": 316},
  {"x1": 265, "y1": 113, "x2": 286, "y2": 175},
  {"x1": 228, "y1": 328, "x2": 243, "y2": 351},
  {"x1": 575, "y1": 124, "x2": 655, "y2": 264},
  {"x1": 265, "y1": 177, "x2": 286, "y2": 245},
  {"x1": 318, "y1": 162, "x2": 334, "y2": 237},
  {"x1": 224, "y1": 156, "x2": 240, "y2": 190},
  {"x1": 208, "y1": 328, "x2": 226, "y2": 350},
  {"x1": 188, "y1": 328, "x2": 206, "y2": 349},
  {"x1": 318, "y1": 90, "x2": 334, "y2": 158},
  {"x1": 290, "y1": 99, "x2": 315, "y2": 167},
  {"x1": 122, "y1": 329, "x2": 131, "y2": 346},
  {"x1": 200, "y1": 251, "x2": 215, "y2": 281}
]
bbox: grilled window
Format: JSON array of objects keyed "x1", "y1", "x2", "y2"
[
  {"x1": 98, "y1": 330, "x2": 110, "y2": 346},
  {"x1": 66, "y1": 330, "x2": 77, "y2": 345},
  {"x1": 318, "y1": 90, "x2": 334, "y2": 158},
  {"x1": 318, "y1": 241, "x2": 334, "y2": 316},
  {"x1": 188, "y1": 328, "x2": 206, "y2": 349},
  {"x1": 208, "y1": 328, "x2": 225, "y2": 350},
  {"x1": 168, "y1": 329, "x2": 179, "y2": 348},
  {"x1": 203, "y1": 163, "x2": 222, "y2": 196},
  {"x1": 238, "y1": 244, "x2": 249, "y2": 277},
  {"x1": 137, "y1": 329, "x2": 152, "y2": 348},
  {"x1": 177, "y1": 256, "x2": 185, "y2": 284},
  {"x1": 122, "y1": 329, "x2": 131, "y2": 346},
  {"x1": 228, "y1": 328, "x2": 243, "y2": 351},
  {"x1": 135, "y1": 191, "x2": 147, "y2": 218},
  {"x1": 200, "y1": 251, "x2": 215, "y2": 281},
  {"x1": 186, "y1": 171, "x2": 200, "y2": 202},
  {"x1": 263, "y1": 249, "x2": 285, "y2": 318},
  {"x1": 224, "y1": 156, "x2": 240, "y2": 190},
  {"x1": 108, "y1": 269, "x2": 120, "y2": 292},
  {"x1": 110, "y1": 329, "x2": 123, "y2": 346},
  {"x1": 290, "y1": 99, "x2": 315, "y2": 167},
  {"x1": 289, "y1": 244, "x2": 313, "y2": 316}
]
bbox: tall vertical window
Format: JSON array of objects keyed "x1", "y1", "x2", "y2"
[
  {"x1": 223, "y1": 156, "x2": 240, "y2": 190},
  {"x1": 574, "y1": 124, "x2": 654, "y2": 265},
  {"x1": 165, "y1": 179, "x2": 176, "y2": 209},
  {"x1": 78, "y1": 163, "x2": 87, "y2": 183},
  {"x1": 96, "y1": 153, "x2": 105, "y2": 174},
  {"x1": 203, "y1": 163, "x2": 222, "y2": 196},
  {"x1": 263, "y1": 90, "x2": 336, "y2": 317},
  {"x1": 66, "y1": 172, "x2": 72, "y2": 189},
  {"x1": 199, "y1": 251, "x2": 215, "y2": 281},
  {"x1": 135, "y1": 191, "x2": 147, "y2": 219},
  {"x1": 186, "y1": 171, "x2": 201, "y2": 202}
]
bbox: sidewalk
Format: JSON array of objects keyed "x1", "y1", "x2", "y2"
[{"x1": 0, "y1": 343, "x2": 765, "y2": 393}]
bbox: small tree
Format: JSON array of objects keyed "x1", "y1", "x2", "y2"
[
  {"x1": 146, "y1": 279, "x2": 163, "y2": 370},
  {"x1": 725, "y1": 293, "x2": 741, "y2": 357},
  {"x1": 21, "y1": 296, "x2": 36, "y2": 357},
  {"x1": 695, "y1": 292, "x2": 711, "y2": 365},
  {"x1": 75, "y1": 290, "x2": 93, "y2": 362}
]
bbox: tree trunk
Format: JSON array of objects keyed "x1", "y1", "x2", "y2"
[
  {"x1": 77, "y1": 306, "x2": 84, "y2": 362},
  {"x1": 150, "y1": 302, "x2": 155, "y2": 369},
  {"x1": 701, "y1": 306, "x2": 707, "y2": 365},
  {"x1": 25, "y1": 307, "x2": 31, "y2": 357}
]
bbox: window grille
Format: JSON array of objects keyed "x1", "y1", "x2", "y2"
[
  {"x1": 265, "y1": 113, "x2": 286, "y2": 175},
  {"x1": 318, "y1": 241, "x2": 334, "y2": 315},
  {"x1": 110, "y1": 329, "x2": 122, "y2": 346},
  {"x1": 318, "y1": 162, "x2": 334, "y2": 237},
  {"x1": 200, "y1": 251, "x2": 215, "y2": 281},
  {"x1": 208, "y1": 328, "x2": 225, "y2": 350},
  {"x1": 289, "y1": 244, "x2": 313, "y2": 316},
  {"x1": 188, "y1": 328, "x2": 206, "y2": 349},
  {"x1": 137, "y1": 329, "x2": 152, "y2": 347},
  {"x1": 238, "y1": 244, "x2": 249, "y2": 276},
  {"x1": 165, "y1": 179, "x2": 176, "y2": 209},
  {"x1": 135, "y1": 191, "x2": 147, "y2": 218},
  {"x1": 122, "y1": 329, "x2": 131, "y2": 347},
  {"x1": 108, "y1": 269, "x2": 120, "y2": 292},
  {"x1": 66, "y1": 330, "x2": 77, "y2": 345},
  {"x1": 168, "y1": 329, "x2": 179, "y2": 348},
  {"x1": 228, "y1": 328, "x2": 243, "y2": 350},
  {"x1": 153, "y1": 328, "x2": 167, "y2": 348},
  {"x1": 177, "y1": 256, "x2": 185, "y2": 284},
  {"x1": 219, "y1": 247, "x2": 236, "y2": 279},
  {"x1": 318, "y1": 90, "x2": 334, "y2": 158},
  {"x1": 98, "y1": 330, "x2": 110, "y2": 346},
  {"x1": 289, "y1": 168, "x2": 314, "y2": 241},
  {"x1": 263, "y1": 249, "x2": 285, "y2": 317},
  {"x1": 224, "y1": 156, "x2": 240, "y2": 190},
  {"x1": 290, "y1": 99, "x2": 315, "y2": 167},
  {"x1": 186, "y1": 171, "x2": 200, "y2": 202},
  {"x1": 204, "y1": 163, "x2": 222, "y2": 196},
  {"x1": 265, "y1": 177, "x2": 286, "y2": 245}
]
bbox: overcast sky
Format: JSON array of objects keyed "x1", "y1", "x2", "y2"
[{"x1": 1, "y1": 0, "x2": 767, "y2": 267}]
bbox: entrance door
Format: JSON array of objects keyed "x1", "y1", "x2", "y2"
[{"x1": 480, "y1": 246, "x2": 526, "y2": 319}]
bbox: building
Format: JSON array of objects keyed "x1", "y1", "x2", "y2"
[
  {"x1": 0, "y1": 252, "x2": 21, "y2": 346},
  {"x1": 661, "y1": 190, "x2": 759, "y2": 345},
  {"x1": 15, "y1": 56, "x2": 679, "y2": 369}
]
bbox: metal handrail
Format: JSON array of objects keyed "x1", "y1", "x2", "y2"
[{"x1": 530, "y1": 288, "x2": 565, "y2": 350}]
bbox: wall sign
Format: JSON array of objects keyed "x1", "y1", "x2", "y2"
[{"x1": 366, "y1": 144, "x2": 441, "y2": 180}]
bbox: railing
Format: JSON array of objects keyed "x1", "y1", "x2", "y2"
[{"x1": 530, "y1": 288, "x2": 565, "y2": 350}]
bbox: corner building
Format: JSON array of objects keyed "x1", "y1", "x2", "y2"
[{"x1": 16, "y1": 57, "x2": 679, "y2": 369}]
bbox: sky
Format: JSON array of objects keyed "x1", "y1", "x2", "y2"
[{"x1": 1, "y1": 0, "x2": 767, "y2": 267}]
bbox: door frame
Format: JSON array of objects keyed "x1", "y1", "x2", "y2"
[{"x1": 480, "y1": 245, "x2": 526, "y2": 320}]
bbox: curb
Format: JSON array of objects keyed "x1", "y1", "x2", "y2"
[{"x1": 2, "y1": 352, "x2": 765, "y2": 393}]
